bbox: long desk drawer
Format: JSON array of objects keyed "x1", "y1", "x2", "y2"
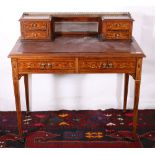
[
  {"x1": 78, "y1": 58, "x2": 136, "y2": 73},
  {"x1": 18, "y1": 58, "x2": 76, "y2": 73}
]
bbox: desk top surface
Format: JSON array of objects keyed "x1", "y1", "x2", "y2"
[{"x1": 9, "y1": 36, "x2": 145, "y2": 58}]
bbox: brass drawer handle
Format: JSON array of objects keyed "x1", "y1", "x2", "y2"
[
  {"x1": 40, "y1": 63, "x2": 46, "y2": 69},
  {"x1": 107, "y1": 63, "x2": 113, "y2": 68},
  {"x1": 115, "y1": 23, "x2": 121, "y2": 27},
  {"x1": 40, "y1": 63, "x2": 52, "y2": 69},
  {"x1": 101, "y1": 63, "x2": 113, "y2": 69},
  {"x1": 102, "y1": 63, "x2": 107, "y2": 69}
]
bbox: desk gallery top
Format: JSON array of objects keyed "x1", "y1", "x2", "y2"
[{"x1": 9, "y1": 12, "x2": 145, "y2": 58}]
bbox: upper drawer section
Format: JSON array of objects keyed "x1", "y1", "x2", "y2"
[
  {"x1": 106, "y1": 30, "x2": 130, "y2": 40},
  {"x1": 105, "y1": 21, "x2": 131, "y2": 30},
  {"x1": 21, "y1": 21, "x2": 51, "y2": 40},
  {"x1": 20, "y1": 15, "x2": 52, "y2": 40},
  {"x1": 22, "y1": 21, "x2": 49, "y2": 31},
  {"x1": 18, "y1": 58, "x2": 76, "y2": 73},
  {"x1": 21, "y1": 31, "x2": 49, "y2": 40},
  {"x1": 19, "y1": 13, "x2": 134, "y2": 41},
  {"x1": 101, "y1": 19, "x2": 133, "y2": 40}
]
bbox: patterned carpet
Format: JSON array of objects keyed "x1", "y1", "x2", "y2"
[{"x1": 0, "y1": 109, "x2": 155, "y2": 148}]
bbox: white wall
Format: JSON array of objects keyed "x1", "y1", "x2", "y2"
[{"x1": 0, "y1": 0, "x2": 155, "y2": 111}]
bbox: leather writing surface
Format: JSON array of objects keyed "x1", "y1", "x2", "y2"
[{"x1": 9, "y1": 37, "x2": 144, "y2": 57}]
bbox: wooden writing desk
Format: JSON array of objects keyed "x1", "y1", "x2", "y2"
[{"x1": 8, "y1": 12, "x2": 145, "y2": 138}]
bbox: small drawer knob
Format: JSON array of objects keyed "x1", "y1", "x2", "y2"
[
  {"x1": 32, "y1": 23, "x2": 37, "y2": 27},
  {"x1": 115, "y1": 33, "x2": 120, "y2": 38},
  {"x1": 33, "y1": 33, "x2": 38, "y2": 37}
]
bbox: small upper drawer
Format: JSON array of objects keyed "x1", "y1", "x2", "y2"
[
  {"x1": 18, "y1": 59, "x2": 76, "y2": 73},
  {"x1": 21, "y1": 31, "x2": 50, "y2": 40},
  {"x1": 106, "y1": 30, "x2": 130, "y2": 40},
  {"x1": 21, "y1": 21, "x2": 49, "y2": 31},
  {"x1": 79, "y1": 58, "x2": 136, "y2": 73},
  {"x1": 105, "y1": 21, "x2": 131, "y2": 30}
]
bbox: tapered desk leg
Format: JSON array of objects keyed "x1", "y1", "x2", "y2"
[
  {"x1": 24, "y1": 74, "x2": 30, "y2": 112},
  {"x1": 132, "y1": 80, "x2": 141, "y2": 138},
  {"x1": 13, "y1": 79, "x2": 23, "y2": 136},
  {"x1": 11, "y1": 59, "x2": 23, "y2": 136},
  {"x1": 132, "y1": 58, "x2": 142, "y2": 139},
  {"x1": 123, "y1": 74, "x2": 129, "y2": 112}
]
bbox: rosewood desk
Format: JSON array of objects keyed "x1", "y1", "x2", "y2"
[
  {"x1": 8, "y1": 12, "x2": 145, "y2": 138},
  {"x1": 9, "y1": 36, "x2": 145, "y2": 137}
]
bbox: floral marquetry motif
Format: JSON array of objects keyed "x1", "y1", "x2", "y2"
[
  {"x1": 111, "y1": 61, "x2": 135, "y2": 69},
  {"x1": 11, "y1": 59, "x2": 20, "y2": 80},
  {"x1": 79, "y1": 61, "x2": 106, "y2": 69},
  {"x1": 135, "y1": 58, "x2": 142, "y2": 80}
]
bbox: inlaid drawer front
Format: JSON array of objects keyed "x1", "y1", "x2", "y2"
[
  {"x1": 79, "y1": 58, "x2": 136, "y2": 73},
  {"x1": 22, "y1": 21, "x2": 49, "y2": 31},
  {"x1": 18, "y1": 59, "x2": 76, "y2": 73},
  {"x1": 22, "y1": 31, "x2": 50, "y2": 40},
  {"x1": 106, "y1": 30, "x2": 129, "y2": 39},
  {"x1": 106, "y1": 21, "x2": 131, "y2": 30}
]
